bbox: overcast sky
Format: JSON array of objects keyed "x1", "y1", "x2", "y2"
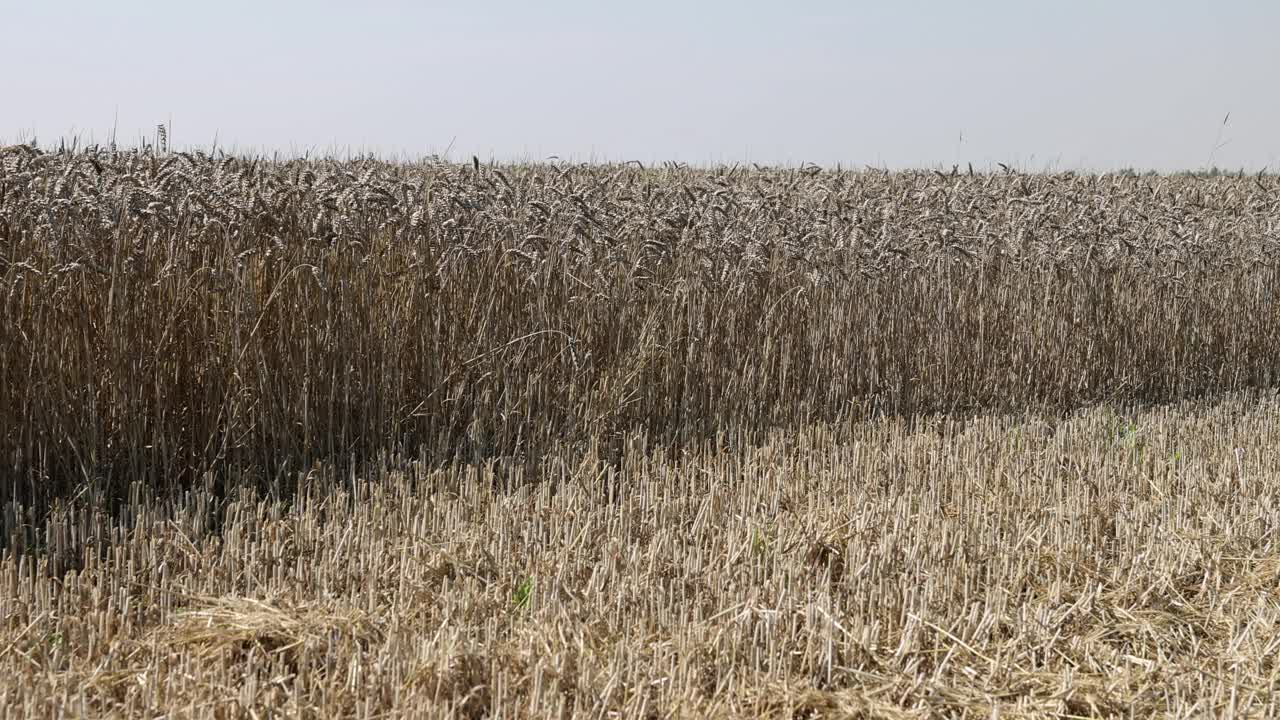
[{"x1": 3, "y1": 0, "x2": 1277, "y2": 170}]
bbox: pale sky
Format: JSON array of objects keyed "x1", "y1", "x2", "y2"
[{"x1": 3, "y1": 0, "x2": 1277, "y2": 170}]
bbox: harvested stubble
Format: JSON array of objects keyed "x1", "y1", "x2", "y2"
[
  {"x1": 2, "y1": 147, "x2": 1280, "y2": 716},
  {"x1": 3, "y1": 396, "x2": 1280, "y2": 717}
]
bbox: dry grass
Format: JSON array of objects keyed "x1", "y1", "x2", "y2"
[{"x1": 2, "y1": 147, "x2": 1279, "y2": 716}]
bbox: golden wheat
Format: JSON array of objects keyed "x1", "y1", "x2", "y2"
[{"x1": 2, "y1": 149, "x2": 1279, "y2": 716}]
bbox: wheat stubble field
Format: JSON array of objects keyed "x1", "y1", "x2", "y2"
[{"x1": 2, "y1": 144, "x2": 1280, "y2": 717}]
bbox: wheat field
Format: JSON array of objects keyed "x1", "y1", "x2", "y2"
[{"x1": 2, "y1": 145, "x2": 1279, "y2": 717}]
